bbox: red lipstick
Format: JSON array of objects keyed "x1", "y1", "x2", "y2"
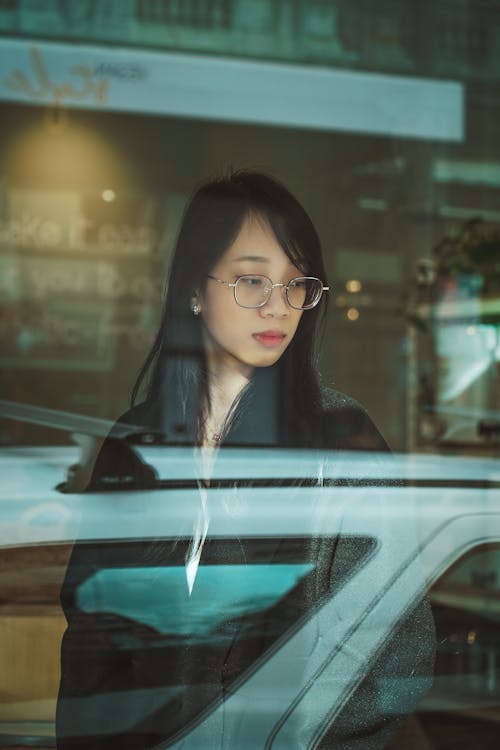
[{"x1": 252, "y1": 331, "x2": 285, "y2": 347}]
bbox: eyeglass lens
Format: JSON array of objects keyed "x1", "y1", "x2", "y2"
[{"x1": 234, "y1": 276, "x2": 322, "y2": 309}]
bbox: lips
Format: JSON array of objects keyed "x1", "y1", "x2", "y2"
[{"x1": 252, "y1": 331, "x2": 286, "y2": 347}]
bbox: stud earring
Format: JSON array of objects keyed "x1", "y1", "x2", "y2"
[{"x1": 191, "y1": 302, "x2": 201, "y2": 316}]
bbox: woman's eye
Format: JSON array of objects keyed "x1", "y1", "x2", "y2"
[
  {"x1": 289, "y1": 278, "x2": 306, "y2": 288},
  {"x1": 240, "y1": 276, "x2": 264, "y2": 287}
]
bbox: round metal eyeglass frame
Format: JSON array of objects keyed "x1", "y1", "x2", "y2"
[{"x1": 206, "y1": 274, "x2": 330, "y2": 310}]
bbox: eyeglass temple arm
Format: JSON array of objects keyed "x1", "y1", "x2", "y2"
[{"x1": 207, "y1": 275, "x2": 234, "y2": 288}]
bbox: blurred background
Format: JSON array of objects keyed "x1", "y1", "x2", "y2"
[{"x1": 0, "y1": 0, "x2": 499, "y2": 455}]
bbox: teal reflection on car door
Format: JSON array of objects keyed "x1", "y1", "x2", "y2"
[{"x1": 77, "y1": 562, "x2": 315, "y2": 639}]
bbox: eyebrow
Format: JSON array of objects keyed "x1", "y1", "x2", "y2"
[{"x1": 231, "y1": 255, "x2": 270, "y2": 263}]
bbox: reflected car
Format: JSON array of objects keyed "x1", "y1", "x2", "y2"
[{"x1": 0, "y1": 401, "x2": 499, "y2": 749}]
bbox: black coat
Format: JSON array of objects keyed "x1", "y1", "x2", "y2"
[{"x1": 57, "y1": 388, "x2": 435, "y2": 749}]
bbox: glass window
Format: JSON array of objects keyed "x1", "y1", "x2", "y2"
[{"x1": 1, "y1": 1, "x2": 499, "y2": 747}]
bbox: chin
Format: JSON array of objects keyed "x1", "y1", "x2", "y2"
[
  {"x1": 236, "y1": 345, "x2": 287, "y2": 370},
  {"x1": 250, "y1": 353, "x2": 283, "y2": 368}
]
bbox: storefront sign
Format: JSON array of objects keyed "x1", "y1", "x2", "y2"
[{"x1": 0, "y1": 38, "x2": 464, "y2": 141}]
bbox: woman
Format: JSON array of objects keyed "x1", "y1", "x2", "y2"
[
  {"x1": 89, "y1": 169, "x2": 387, "y2": 460},
  {"x1": 57, "y1": 170, "x2": 434, "y2": 749}
]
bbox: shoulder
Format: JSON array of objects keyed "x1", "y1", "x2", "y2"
[
  {"x1": 319, "y1": 386, "x2": 367, "y2": 414},
  {"x1": 316, "y1": 385, "x2": 390, "y2": 452}
]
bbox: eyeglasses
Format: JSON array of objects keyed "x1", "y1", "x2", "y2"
[{"x1": 207, "y1": 274, "x2": 329, "y2": 310}]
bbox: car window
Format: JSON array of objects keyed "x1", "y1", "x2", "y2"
[
  {"x1": 72, "y1": 536, "x2": 374, "y2": 638},
  {"x1": 413, "y1": 543, "x2": 500, "y2": 750}
]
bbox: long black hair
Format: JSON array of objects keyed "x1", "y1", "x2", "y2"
[{"x1": 131, "y1": 170, "x2": 329, "y2": 446}]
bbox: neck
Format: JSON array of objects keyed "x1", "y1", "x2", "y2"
[
  {"x1": 203, "y1": 353, "x2": 253, "y2": 444},
  {"x1": 207, "y1": 362, "x2": 252, "y2": 417}
]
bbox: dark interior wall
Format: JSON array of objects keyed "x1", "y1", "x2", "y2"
[{"x1": 2, "y1": 96, "x2": 496, "y2": 450}]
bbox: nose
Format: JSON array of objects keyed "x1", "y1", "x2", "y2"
[{"x1": 258, "y1": 284, "x2": 289, "y2": 317}]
